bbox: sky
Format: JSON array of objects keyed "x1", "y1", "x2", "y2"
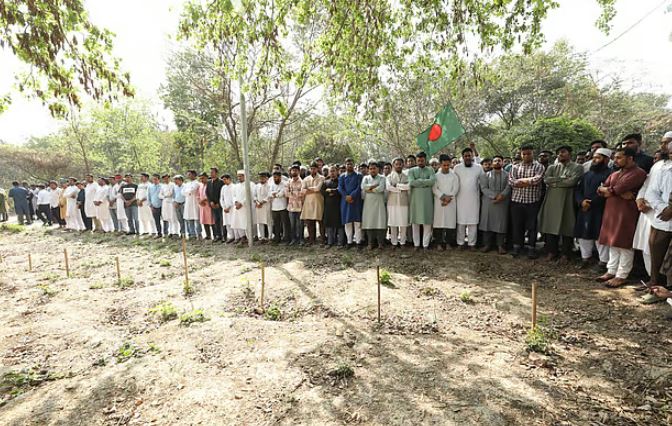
[{"x1": 0, "y1": 0, "x2": 670, "y2": 143}]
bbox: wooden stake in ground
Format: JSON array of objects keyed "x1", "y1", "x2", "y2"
[
  {"x1": 531, "y1": 282, "x2": 538, "y2": 329},
  {"x1": 63, "y1": 248, "x2": 70, "y2": 278},
  {"x1": 259, "y1": 262, "x2": 265, "y2": 312},
  {"x1": 377, "y1": 263, "x2": 381, "y2": 323},
  {"x1": 115, "y1": 256, "x2": 121, "y2": 285},
  {"x1": 28, "y1": 253, "x2": 32, "y2": 272},
  {"x1": 181, "y1": 237, "x2": 189, "y2": 287}
]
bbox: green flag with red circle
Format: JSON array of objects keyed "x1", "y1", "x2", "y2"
[{"x1": 416, "y1": 104, "x2": 465, "y2": 155}]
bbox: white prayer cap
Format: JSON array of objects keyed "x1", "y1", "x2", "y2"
[
  {"x1": 236, "y1": 170, "x2": 245, "y2": 175},
  {"x1": 595, "y1": 148, "x2": 611, "y2": 158},
  {"x1": 663, "y1": 131, "x2": 672, "y2": 140}
]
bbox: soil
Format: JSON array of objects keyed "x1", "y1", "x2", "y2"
[{"x1": 1, "y1": 226, "x2": 671, "y2": 425}]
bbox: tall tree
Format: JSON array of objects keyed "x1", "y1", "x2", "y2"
[{"x1": 0, "y1": 0, "x2": 133, "y2": 116}]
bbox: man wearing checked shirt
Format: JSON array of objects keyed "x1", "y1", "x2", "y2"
[{"x1": 509, "y1": 145, "x2": 546, "y2": 259}]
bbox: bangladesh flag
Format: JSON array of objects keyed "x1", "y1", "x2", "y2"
[{"x1": 416, "y1": 104, "x2": 465, "y2": 156}]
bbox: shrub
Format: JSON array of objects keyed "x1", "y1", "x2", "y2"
[
  {"x1": 264, "y1": 304, "x2": 282, "y2": 321},
  {"x1": 179, "y1": 309, "x2": 209, "y2": 326},
  {"x1": 459, "y1": 290, "x2": 472, "y2": 303}
]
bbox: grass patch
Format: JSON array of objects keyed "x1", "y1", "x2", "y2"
[
  {"x1": 263, "y1": 303, "x2": 282, "y2": 321},
  {"x1": 37, "y1": 284, "x2": 57, "y2": 297},
  {"x1": 459, "y1": 290, "x2": 472, "y2": 303},
  {"x1": 179, "y1": 309, "x2": 209, "y2": 326},
  {"x1": 0, "y1": 223, "x2": 25, "y2": 233},
  {"x1": 250, "y1": 253, "x2": 262, "y2": 263},
  {"x1": 526, "y1": 315, "x2": 556, "y2": 354},
  {"x1": 147, "y1": 343, "x2": 161, "y2": 354},
  {"x1": 419, "y1": 287, "x2": 438, "y2": 297},
  {"x1": 116, "y1": 277, "x2": 135, "y2": 289},
  {"x1": 89, "y1": 281, "x2": 104, "y2": 289},
  {"x1": 115, "y1": 342, "x2": 141, "y2": 363},
  {"x1": 379, "y1": 269, "x2": 395, "y2": 288},
  {"x1": 158, "y1": 259, "x2": 171, "y2": 267},
  {"x1": 341, "y1": 254, "x2": 354, "y2": 268},
  {"x1": 40, "y1": 272, "x2": 61, "y2": 283},
  {"x1": 327, "y1": 362, "x2": 355, "y2": 380},
  {"x1": 149, "y1": 301, "x2": 178, "y2": 323},
  {"x1": 183, "y1": 280, "x2": 194, "y2": 297},
  {"x1": 1, "y1": 367, "x2": 64, "y2": 400}
]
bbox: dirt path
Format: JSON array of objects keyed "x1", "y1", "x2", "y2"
[{"x1": 1, "y1": 226, "x2": 671, "y2": 425}]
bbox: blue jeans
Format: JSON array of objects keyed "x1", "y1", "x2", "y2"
[
  {"x1": 125, "y1": 205, "x2": 139, "y2": 234},
  {"x1": 289, "y1": 212, "x2": 302, "y2": 243},
  {"x1": 185, "y1": 219, "x2": 200, "y2": 238}
]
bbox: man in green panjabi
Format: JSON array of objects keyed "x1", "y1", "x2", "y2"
[
  {"x1": 538, "y1": 145, "x2": 584, "y2": 263},
  {"x1": 408, "y1": 151, "x2": 436, "y2": 251}
]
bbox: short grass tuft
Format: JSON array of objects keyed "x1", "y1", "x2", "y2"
[
  {"x1": 115, "y1": 342, "x2": 140, "y2": 363},
  {"x1": 328, "y1": 362, "x2": 355, "y2": 380},
  {"x1": 158, "y1": 259, "x2": 171, "y2": 267},
  {"x1": 149, "y1": 301, "x2": 178, "y2": 323},
  {"x1": 37, "y1": 284, "x2": 57, "y2": 296},
  {"x1": 116, "y1": 277, "x2": 134, "y2": 289},
  {"x1": 179, "y1": 309, "x2": 209, "y2": 326},
  {"x1": 263, "y1": 304, "x2": 282, "y2": 321},
  {"x1": 379, "y1": 269, "x2": 395, "y2": 288},
  {"x1": 0, "y1": 223, "x2": 26, "y2": 233},
  {"x1": 459, "y1": 290, "x2": 472, "y2": 303}
]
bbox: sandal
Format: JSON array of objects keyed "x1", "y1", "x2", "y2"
[{"x1": 605, "y1": 278, "x2": 627, "y2": 288}]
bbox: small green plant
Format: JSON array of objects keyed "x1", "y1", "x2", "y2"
[
  {"x1": 115, "y1": 277, "x2": 134, "y2": 289},
  {"x1": 180, "y1": 309, "x2": 209, "y2": 326},
  {"x1": 147, "y1": 343, "x2": 161, "y2": 354},
  {"x1": 264, "y1": 304, "x2": 282, "y2": 321},
  {"x1": 328, "y1": 362, "x2": 355, "y2": 380},
  {"x1": 183, "y1": 280, "x2": 194, "y2": 297},
  {"x1": 115, "y1": 342, "x2": 140, "y2": 363},
  {"x1": 379, "y1": 269, "x2": 395, "y2": 288},
  {"x1": 89, "y1": 281, "x2": 104, "y2": 290},
  {"x1": 0, "y1": 223, "x2": 26, "y2": 233},
  {"x1": 526, "y1": 326, "x2": 549, "y2": 353},
  {"x1": 159, "y1": 259, "x2": 171, "y2": 267},
  {"x1": 250, "y1": 253, "x2": 262, "y2": 263},
  {"x1": 149, "y1": 301, "x2": 178, "y2": 322},
  {"x1": 341, "y1": 254, "x2": 354, "y2": 267},
  {"x1": 37, "y1": 284, "x2": 57, "y2": 296},
  {"x1": 459, "y1": 290, "x2": 472, "y2": 303},
  {"x1": 41, "y1": 272, "x2": 60, "y2": 283}
]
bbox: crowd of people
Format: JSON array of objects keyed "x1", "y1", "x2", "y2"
[{"x1": 4, "y1": 132, "x2": 672, "y2": 308}]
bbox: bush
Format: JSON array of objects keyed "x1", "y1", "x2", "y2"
[
  {"x1": 264, "y1": 304, "x2": 282, "y2": 321},
  {"x1": 514, "y1": 117, "x2": 602, "y2": 154}
]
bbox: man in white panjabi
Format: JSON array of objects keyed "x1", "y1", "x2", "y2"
[
  {"x1": 84, "y1": 174, "x2": 99, "y2": 228},
  {"x1": 159, "y1": 174, "x2": 180, "y2": 237},
  {"x1": 254, "y1": 172, "x2": 272, "y2": 242},
  {"x1": 220, "y1": 174, "x2": 235, "y2": 243},
  {"x1": 137, "y1": 173, "x2": 158, "y2": 235},
  {"x1": 93, "y1": 177, "x2": 114, "y2": 232},
  {"x1": 231, "y1": 170, "x2": 250, "y2": 243},
  {"x1": 64, "y1": 177, "x2": 85, "y2": 231},
  {"x1": 111, "y1": 175, "x2": 129, "y2": 233},
  {"x1": 432, "y1": 154, "x2": 460, "y2": 250},
  {"x1": 453, "y1": 147, "x2": 484, "y2": 249},
  {"x1": 386, "y1": 157, "x2": 410, "y2": 248},
  {"x1": 183, "y1": 170, "x2": 201, "y2": 239}
]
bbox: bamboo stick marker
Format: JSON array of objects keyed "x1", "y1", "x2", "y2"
[
  {"x1": 181, "y1": 237, "x2": 189, "y2": 286},
  {"x1": 531, "y1": 282, "x2": 538, "y2": 329},
  {"x1": 377, "y1": 263, "x2": 381, "y2": 323},
  {"x1": 115, "y1": 256, "x2": 121, "y2": 285},
  {"x1": 260, "y1": 262, "x2": 265, "y2": 312},
  {"x1": 63, "y1": 248, "x2": 70, "y2": 278},
  {"x1": 28, "y1": 254, "x2": 32, "y2": 272}
]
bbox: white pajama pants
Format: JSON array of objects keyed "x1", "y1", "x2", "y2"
[
  {"x1": 224, "y1": 224, "x2": 233, "y2": 240},
  {"x1": 344, "y1": 222, "x2": 362, "y2": 244},
  {"x1": 233, "y1": 228, "x2": 247, "y2": 239},
  {"x1": 607, "y1": 246, "x2": 634, "y2": 279},
  {"x1": 412, "y1": 224, "x2": 432, "y2": 248},
  {"x1": 578, "y1": 239, "x2": 609, "y2": 263},
  {"x1": 457, "y1": 224, "x2": 477, "y2": 247},
  {"x1": 389, "y1": 226, "x2": 407, "y2": 245}
]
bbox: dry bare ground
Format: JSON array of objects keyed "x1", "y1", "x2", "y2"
[{"x1": 1, "y1": 225, "x2": 671, "y2": 425}]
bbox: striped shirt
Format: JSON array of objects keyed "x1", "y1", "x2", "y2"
[{"x1": 508, "y1": 161, "x2": 545, "y2": 204}]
